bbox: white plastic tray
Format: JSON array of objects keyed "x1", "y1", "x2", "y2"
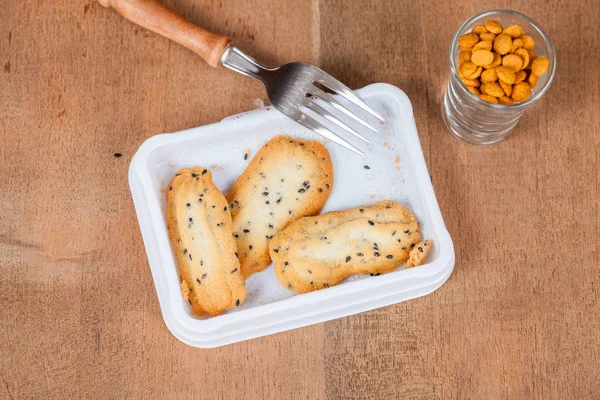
[{"x1": 129, "y1": 83, "x2": 454, "y2": 348}]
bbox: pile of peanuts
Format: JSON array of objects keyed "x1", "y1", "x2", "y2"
[{"x1": 457, "y1": 20, "x2": 550, "y2": 104}]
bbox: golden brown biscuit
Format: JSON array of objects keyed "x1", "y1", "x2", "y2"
[
  {"x1": 227, "y1": 135, "x2": 333, "y2": 279},
  {"x1": 167, "y1": 167, "x2": 246, "y2": 316},
  {"x1": 269, "y1": 201, "x2": 432, "y2": 294},
  {"x1": 406, "y1": 240, "x2": 433, "y2": 268}
]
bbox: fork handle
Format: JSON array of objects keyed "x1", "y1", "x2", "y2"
[{"x1": 98, "y1": 0, "x2": 231, "y2": 67}]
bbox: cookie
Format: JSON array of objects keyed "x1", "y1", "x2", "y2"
[
  {"x1": 167, "y1": 167, "x2": 246, "y2": 316},
  {"x1": 269, "y1": 201, "x2": 432, "y2": 293},
  {"x1": 406, "y1": 240, "x2": 432, "y2": 268},
  {"x1": 226, "y1": 135, "x2": 333, "y2": 279}
]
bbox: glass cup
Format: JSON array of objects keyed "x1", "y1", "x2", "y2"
[{"x1": 442, "y1": 10, "x2": 556, "y2": 145}]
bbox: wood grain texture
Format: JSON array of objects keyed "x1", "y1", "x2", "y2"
[
  {"x1": 0, "y1": 0, "x2": 598, "y2": 399},
  {"x1": 98, "y1": 0, "x2": 231, "y2": 67}
]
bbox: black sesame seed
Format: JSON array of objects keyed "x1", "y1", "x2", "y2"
[
  {"x1": 202, "y1": 169, "x2": 207, "y2": 175},
  {"x1": 244, "y1": 153, "x2": 248, "y2": 160},
  {"x1": 198, "y1": 198, "x2": 203, "y2": 203},
  {"x1": 364, "y1": 165, "x2": 370, "y2": 169},
  {"x1": 298, "y1": 188, "x2": 305, "y2": 193},
  {"x1": 374, "y1": 252, "x2": 380, "y2": 257},
  {"x1": 368, "y1": 221, "x2": 375, "y2": 226},
  {"x1": 224, "y1": 206, "x2": 227, "y2": 211},
  {"x1": 243, "y1": 229, "x2": 250, "y2": 233},
  {"x1": 357, "y1": 253, "x2": 364, "y2": 257},
  {"x1": 404, "y1": 230, "x2": 410, "y2": 234},
  {"x1": 183, "y1": 249, "x2": 188, "y2": 254},
  {"x1": 249, "y1": 245, "x2": 253, "y2": 250},
  {"x1": 318, "y1": 188, "x2": 323, "y2": 192},
  {"x1": 189, "y1": 217, "x2": 193, "y2": 222},
  {"x1": 186, "y1": 203, "x2": 191, "y2": 208},
  {"x1": 424, "y1": 242, "x2": 428, "y2": 246},
  {"x1": 386, "y1": 255, "x2": 393, "y2": 259},
  {"x1": 191, "y1": 173, "x2": 197, "y2": 178},
  {"x1": 176, "y1": 173, "x2": 181, "y2": 176},
  {"x1": 303, "y1": 181, "x2": 309, "y2": 187},
  {"x1": 262, "y1": 192, "x2": 269, "y2": 196},
  {"x1": 326, "y1": 184, "x2": 330, "y2": 189},
  {"x1": 323, "y1": 283, "x2": 329, "y2": 288},
  {"x1": 289, "y1": 210, "x2": 292, "y2": 215},
  {"x1": 196, "y1": 278, "x2": 201, "y2": 284},
  {"x1": 200, "y1": 260, "x2": 203, "y2": 266},
  {"x1": 188, "y1": 299, "x2": 192, "y2": 305},
  {"x1": 113, "y1": 153, "x2": 122, "y2": 158},
  {"x1": 307, "y1": 270, "x2": 312, "y2": 274},
  {"x1": 402, "y1": 247, "x2": 407, "y2": 250},
  {"x1": 235, "y1": 252, "x2": 238, "y2": 257},
  {"x1": 310, "y1": 281, "x2": 314, "y2": 285},
  {"x1": 169, "y1": 186, "x2": 173, "y2": 191},
  {"x1": 231, "y1": 268, "x2": 237, "y2": 274},
  {"x1": 346, "y1": 256, "x2": 351, "y2": 262},
  {"x1": 234, "y1": 233, "x2": 239, "y2": 238},
  {"x1": 189, "y1": 254, "x2": 193, "y2": 260},
  {"x1": 288, "y1": 283, "x2": 292, "y2": 289},
  {"x1": 359, "y1": 208, "x2": 364, "y2": 213},
  {"x1": 265, "y1": 201, "x2": 270, "y2": 204},
  {"x1": 202, "y1": 273, "x2": 207, "y2": 279},
  {"x1": 212, "y1": 205, "x2": 215, "y2": 208},
  {"x1": 392, "y1": 230, "x2": 397, "y2": 236},
  {"x1": 236, "y1": 299, "x2": 240, "y2": 306},
  {"x1": 418, "y1": 247, "x2": 423, "y2": 253},
  {"x1": 410, "y1": 243, "x2": 416, "y2": 249},
  {"x1": 285, "y1": 261, "x2": 289, "y2": 266},
  {"x1": 274, "y1": 249, "x2": 279, "y2": 253},
  {"x1": 268, "y1": 224, "x2": 273, "y2": 229}
]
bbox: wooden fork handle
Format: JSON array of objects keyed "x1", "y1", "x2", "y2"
[{"x1": 98, "y1": 0, "x2": 231, "y2": 67}]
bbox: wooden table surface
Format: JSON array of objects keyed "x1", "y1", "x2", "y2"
[{"x1": 1, "y1": 0, "x2": 599, "y2": 398}]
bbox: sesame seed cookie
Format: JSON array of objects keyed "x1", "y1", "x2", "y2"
[
  {"x1": 167, "y1": 167, "x2": 246, "y2": 316},
  {"x1": 226, "y1": 135, "x2": 334, "y2": 279}
]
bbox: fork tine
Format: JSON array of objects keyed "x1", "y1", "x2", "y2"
[
  {"x1": 309, "y1": 87, "x2": 379, "y2": 133},
  {"x1": 315, "y1": 77, "x2": 385, "y2": 121},
  {"x1": 305, "y1": 101, "x2": 372, "y2": 144},
  {"x1": 293, "y1": 113, "x2": 364, "y2": 155}
]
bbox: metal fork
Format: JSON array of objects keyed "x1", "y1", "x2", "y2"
[
  {"x1": 220, "y1": 47, "x2": 383, "y2": 154},
  {"x1": 99, "y1": 0, "x2": 383, "y2": 155}
]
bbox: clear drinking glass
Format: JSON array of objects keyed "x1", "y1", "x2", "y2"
[{"x1": 442, "y1": 10, "x2": 556, "y2": 145}]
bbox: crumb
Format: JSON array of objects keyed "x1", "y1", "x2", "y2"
[{"x1": 395, "y1": 154, "x2": 400, "y2": 164}]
